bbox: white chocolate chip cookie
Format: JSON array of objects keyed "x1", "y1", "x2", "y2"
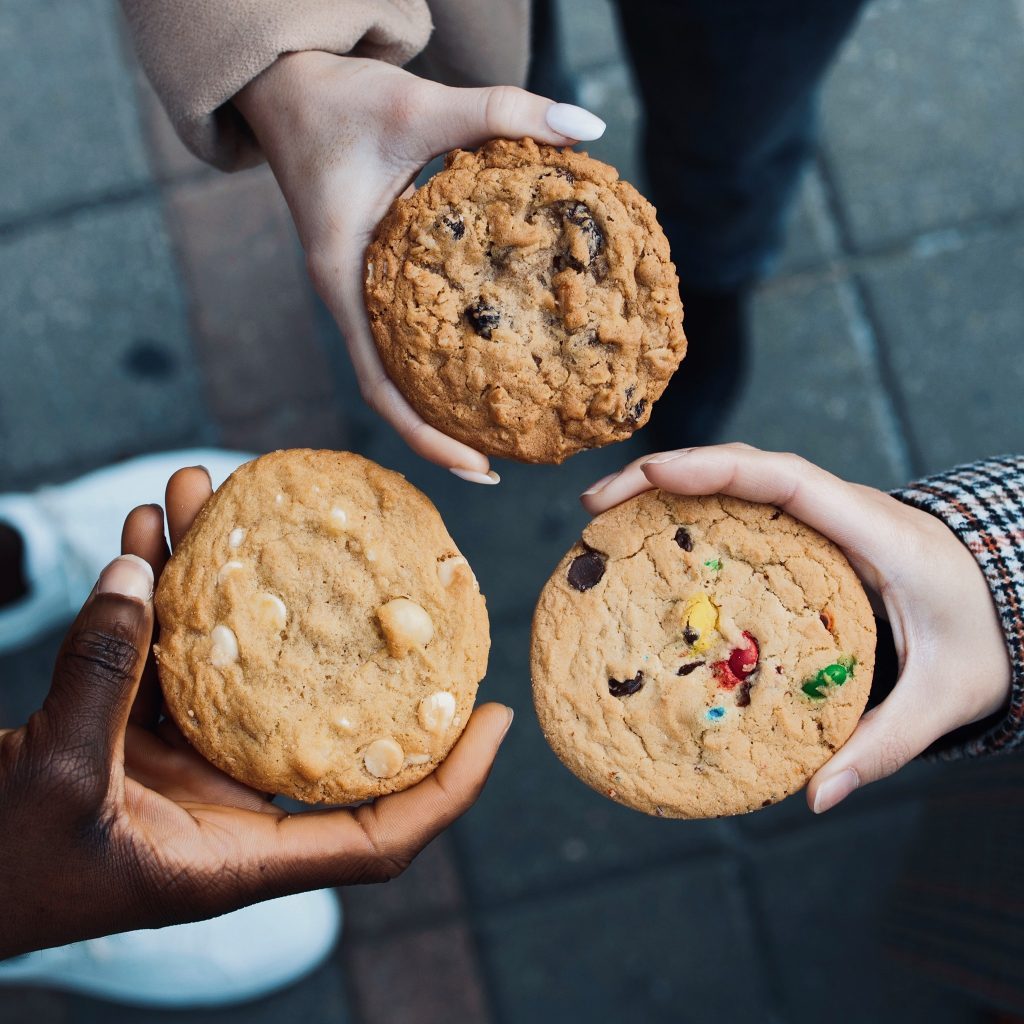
[{"x1": 155, "y1": 449, "x2": 490, "y2": 803}]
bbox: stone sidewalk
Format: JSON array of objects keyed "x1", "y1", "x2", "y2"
[{"x1": 1, "y1": 0, "x2": 1023, "y2": 1021}]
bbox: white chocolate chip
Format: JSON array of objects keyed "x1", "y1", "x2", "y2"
[
  {"x1": 365, "y1": 548, "x2": 377, "y2": 562},
  {"x1": 405, "y1": 753, "x2": 431, "y2": 767},
  {"x1": 254, "y1": 592, "x2": 287, "y2": 632},
  {"x1": 293, "y1": 743, "x2": 332, "y2": 782},
  {"x1": 217, "y1": 560, "x2": 245, "y2": 584},
  {"x1": 210, "y1": 624, "x2": 238, "y2": 667},
  {"x1": 275, "y1": 493, "x2": 284, "y2": 505},
  {"x1": 333, "y1": 713, "x2": 356, "y2": 734},
  {"x1": 228, "y1": 527, "x2": 246, "y2": 550},
  {"x1": 325, "y1": 507, "x2": 348, "y2": 535},
  {"x1": 364, "y1": 738, "x2": 404, "y2": 778},
  {"x1": 437, "y1": 555, "x2": 469, "y2": 587},
  {"x1": 418, "y1": 691, "x2": 456, "y2": 734},
  {"x1": 376, "y1": 598, "x2": 434, "y2": 657}
]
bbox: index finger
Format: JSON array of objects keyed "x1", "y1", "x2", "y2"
[{"x1": 583, "y1": 445, "x2": 894, "y2": 565}]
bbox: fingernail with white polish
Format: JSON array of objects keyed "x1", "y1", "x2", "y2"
[
  {"x1": 97, "y1": 554, "x2": 154, "y2": 602},
  {"x1": 813, "y1": 767, "x2": 859, "y2": 814},
  {"x1": 545, "y1": 103, "x2": 606, "y2": 141},
  {"x1": 450, "y1": 468, "x2": 501, "y2": 486},
  {"x1": 644, "y1": 448, "x2": 696, "y2": 467},
  {"x1": 580, "y1": 470, "x2": 622, "y2": 497}
]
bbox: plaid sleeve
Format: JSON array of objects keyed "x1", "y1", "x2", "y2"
[{"x1": 892, "y1": 454, "x2": 1024, "y2": 759}]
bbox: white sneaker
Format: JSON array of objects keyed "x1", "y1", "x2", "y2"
[
  {"x1": 0, "y1": 889, "x2": 342, "y2": 1008},
  {"x1": 0, "y1": 449, "x2": 252, "y2": 655}
]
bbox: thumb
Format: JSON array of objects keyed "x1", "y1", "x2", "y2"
[
  {"x1": 420, "y1": 81, "x2": 606, "y2": 155},
  {"x1": 44, "y1": 555, "x2": 154, "y2": 797},
  {"x1": 806, "y1": 667, "x2": 953, "y2": 814}
]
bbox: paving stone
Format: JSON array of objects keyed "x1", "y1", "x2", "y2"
[
  {"x1": 0, "y1": 200, "x2": 211, "y2": 490},
  {"x1": 858, "y1": 223, "x2": 1024, "y2": 475},
  {"x1": 821, "y1": 0, "x2": 1024, "y2": 251},
  {"x1": 340, "y1": 835, "x2": 465, "y2": 937},
  {"x1": 718, "y1": 273, "x2": 909, "y2": 489},
  {"x1": 749, "y1": 803, "x2": 983, "y2": 1022},
  {"x1": 772, "y1": 165, "x2": 837, "y2": 277},
  {"x1": 452, "y1": 616, "x2": 734, "y2": 905},
  {"x1": 164, "y1": 168, "x2": 337, "y2": 423},
  {"x1": 556, "y1": 0, "x2": 626, "y2": 74},
  {"x1": 0, "y1": 0, "x2": 149, "y2": 223},
  {"x1": 344, "y1": 921, "x2": 492, "y2": 1024},
  {"x1": 478, "y1": 856, "x2": 771, "y2": 1024}
]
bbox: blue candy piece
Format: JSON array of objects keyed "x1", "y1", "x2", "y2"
[{"x1": 706, "y1": 706, "x2": 726, "y2": 721}]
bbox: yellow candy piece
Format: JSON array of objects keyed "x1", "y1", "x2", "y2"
[{"x1": 683, "y1": 593, "x2": 719, "y2": 653}]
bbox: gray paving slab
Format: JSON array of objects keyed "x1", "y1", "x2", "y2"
[
  {"x1": 0, "y1": 0, "x2": 150, "y2": 224},
  {"x1": 717, "y1": 273, "x2": 910, "y2": 489},
  {"x1": 748, "y1": 803, "x2": 983, "y2": 1022},
  {"x1": 0, "y1": 199, "x2": 212, "y2": 490},
  {"x1": 478, "y1": 856, "x2": 772, "y2": 1024},
  {"x1": 821, "y1": 0, "x2": 1024, "y2": 251},
  {"x1": 557, "y1": 0, "x2": 626, "y2": 74},
  {"x1": 772, "y1": 166, "x2": 838, "y2": 277},
  {"x1": 858, "y1": 222, "x2": 1024, "y2": 475},
  {"x1": 452, "y1": 616, "x2": 734, "y2": 906}
]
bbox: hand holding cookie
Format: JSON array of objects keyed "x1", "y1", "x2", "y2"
[
  {"x1": 234, "y1": 52, "x2": 606, "y2": 483},
  {"x1": 581, "y1": 444, "x2": 1012, "y2": 814},
  {"x1": 0, "y1": 466, "x2": 511, "y2": 959}
]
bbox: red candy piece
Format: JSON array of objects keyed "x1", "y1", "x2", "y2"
[
  {"x1": 712, "y1": 660, "x2": 741, "y2": 689},
  {"x1": 729, "y1": 632, "x2": 759, "y2": 679},
  {"x1": 713, "y1": 633, "x2": 760, "y2": 690}
]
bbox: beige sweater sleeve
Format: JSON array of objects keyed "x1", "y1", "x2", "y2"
[{"x1": 121, "y1": 0, "x2": 433, "y2": 170}]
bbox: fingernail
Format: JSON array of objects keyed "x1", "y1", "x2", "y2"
[
  {"x1": 813, "y1": 767, "x2": 859, "y2": 814},
  {"x1": 643, "y1": 448, "x2": 695, "y2": 467},
  {"x1": 450, "y1": 468, "x2": 501, "y2": 486},
  {"x1": 545, "y1": 103, "x2": 606, "y2": 141},
  {"x1": 97, "y1": 554, "x2": 154, "y2": 602},
  {"x1": 500, "y1": 707, "x2": 515, "y2": 741},
  {"x1": 580, "y1": 469, "x2": 622, "y2": 497}
]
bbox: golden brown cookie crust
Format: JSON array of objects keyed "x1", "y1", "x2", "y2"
[
  {"x1": 531, "y1": 492, "x2": 875, "y2": 818},
  {"x1": 365, "y1": 139, "x2": 687, "y2": 463},
  {"x1": 155, "y1": 450, "x2": 490, "y2": 804}
]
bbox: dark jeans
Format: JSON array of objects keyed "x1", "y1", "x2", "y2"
[{"x1": 613, "y1": 0, "x2": 868, "y2": 288}]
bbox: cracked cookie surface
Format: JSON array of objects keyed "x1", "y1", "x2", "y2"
[
  {"x1": 365, "y1": 139, "x2": 687, "y2": 463},
  {"x1": 531, "y1": 491, "x2": 875, "y2": 817},
  {"x1": 155, "y1": 449, "x2": 489, "y2": 804}
]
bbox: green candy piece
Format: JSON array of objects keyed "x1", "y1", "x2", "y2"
[
  {"x1": 802, "y1": 678, "x2": 827, "y2": 699},
  {"x1": 821, "y1": 663, "x2": 848, "y2": 686},
  {"x1": 704, "y1": 558, "x2": 722, "y2": 571},
  {"x1": 801, "y1": 656, "x2": 855, "y2": 699}
]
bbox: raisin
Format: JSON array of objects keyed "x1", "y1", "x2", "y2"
[
  {"x1": 677, "y1": 661, "x2": 705, "y2": 676},
  {"x1": 442, "y1": 214, "x2": 465, "y2": 239},
  {"x1": 674, "y1": 527, "x2": 694, "y2": 552},
  {"x1": 629, "y1": 398, "x2": 647, "y2": 423},
  {"x1": 769, "y1": 509, "x2": 782, "y2": 521},
  {"x1": 608, "y1": 671, "x2": 644, "y2": 697},
  {"x1": 465, "y1": 299, "x2": 501, "y2": 339},
  {"x1": 558, "y1": 201, "x2": 604, "y2": 270},
  {"x1": 735, "y1": 679, "x2": 753, "y2": 707},
  {"x1": 567, "y1": 548, "x2": 606, "y2": 591},
  {"x1": 554, "y1": 167, "x2": 576, "y2": 184}
]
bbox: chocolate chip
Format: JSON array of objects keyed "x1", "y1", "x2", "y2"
[
  {"x1": 677, "y1": 661, "x2": 705, "y2": 676},
  {"x1": 761, "y1": 799, "x2": 772, "y2": 808},
  {"x1": 465, "y1": 299, "x2": 501, "y2": 339},
  {"x1": 769, "y1": 509, "x2": 782, "y2": 521},
  {"x1": 554, "y1": 167, "x2": 576, "y2": 184},
  {"x1": 674, "y1": 527, "x2": 693, "y2": 552},
  {"x1": 629, "y1": 398, "x2": 647, "y2": 423},
  {"x1": 567, "y1": 548, "x2": 606, "y2": 591},
  {"x1": 683, "y1": 626, "x2": 700, "y2": 646},
  {"x1": 735, "y1": 679, "x2": 753, "y2": 707},
  {"x1": 608, "y1": 671, "x2": 644, "y2": 697},
  {"x1": 557, "y1": 200, "x2": 604, "y2": 270},
  {"x1": 442, "y1": 214, "x2": 465, "y2": 240}
]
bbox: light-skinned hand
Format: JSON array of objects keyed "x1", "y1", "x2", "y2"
[
  {"x1": 581, "y1": 443, "x2": 1011, "y2": 814},
  {"x1": 234, "y1": 52, "x2": 606, "y2": 485}
]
